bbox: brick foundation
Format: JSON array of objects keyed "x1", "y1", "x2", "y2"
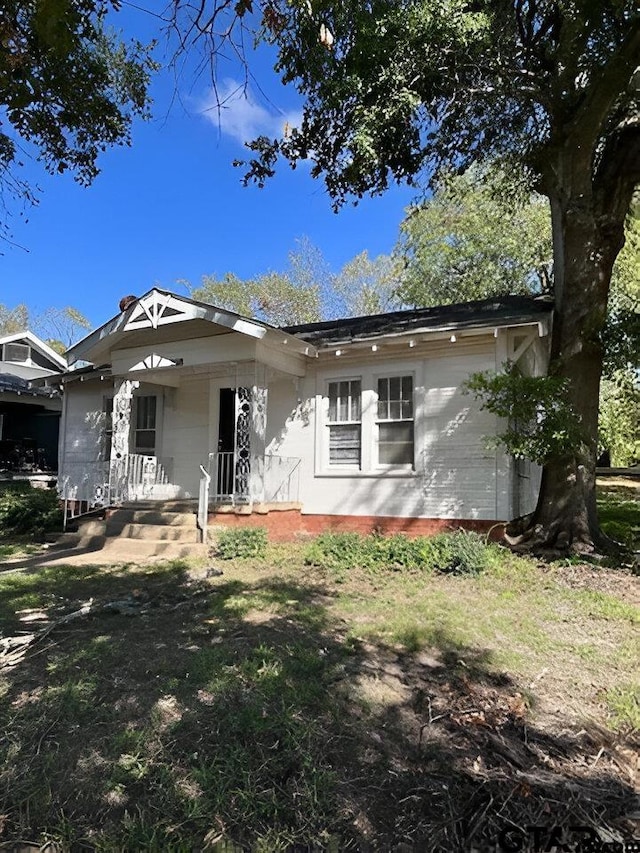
[{"x1": 208, "y1": 508, "x2": 504, "y2": 542}]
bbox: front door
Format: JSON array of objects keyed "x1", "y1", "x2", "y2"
[{"x1": 217, "y1": 388, "x2": 235, "y2": 496}]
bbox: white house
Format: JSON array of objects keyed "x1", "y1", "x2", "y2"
[{"x1": 58, "y1": 288, "x2": 551, "y2": 538}]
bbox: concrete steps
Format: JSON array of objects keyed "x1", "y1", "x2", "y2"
[{"x1": 58, "y1": 503, "x2": 206, "y2": 562}]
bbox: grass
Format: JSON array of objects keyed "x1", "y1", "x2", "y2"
[{"x1": 0, "y1": 485, "x2": 637, "y2": 850}]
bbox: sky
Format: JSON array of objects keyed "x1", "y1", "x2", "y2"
[{"x1": 0, "y1": 4, "x2": 416, "y2": 330}]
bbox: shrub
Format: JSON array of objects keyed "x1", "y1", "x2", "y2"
[
  {"x1": 305, "y1": 528, "x2": 502, "y2": 576},
  {"x1": 215, "y1": 526, "x2": 268, "y2": 559},
  {"x1": 0, "y1": 485, "x2": 63, "y2": 535}
]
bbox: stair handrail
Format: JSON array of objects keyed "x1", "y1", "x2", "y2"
[{"x1": 197, "y1": 464, "x2": 211, "y2": 544}]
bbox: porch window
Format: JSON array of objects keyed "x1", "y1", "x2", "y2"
[
  {"x1": 134, "y1": 395, "x2": 156, "y2": 454},
  {"x1": 328, "y1": 379, "x2": 361, "y2": 467},
  {"x1": 377, "y1": 376, "x2": 414, "y2": 466}
]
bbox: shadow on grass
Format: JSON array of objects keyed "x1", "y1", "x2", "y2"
[{"x1": 0, "y1": 563, "x2": 637, "y2": 851}]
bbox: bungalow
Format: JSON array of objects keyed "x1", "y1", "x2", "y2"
[
  {"x1": 0, "y1": 331, "x2": 66, "y2": 476},
  {"x1": 58, "y1": 288, "x2": 551, "y2": 539}
]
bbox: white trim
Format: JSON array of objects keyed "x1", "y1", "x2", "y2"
[{"x1": 0, "y1": 330, "x2": 67, "y2": 370}]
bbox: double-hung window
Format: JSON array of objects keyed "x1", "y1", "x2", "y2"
[
  {"x1": 377, "y1": 376, "x2": 414, "y2": 466},
  {"x1": 134, "y1": 395, "x2": 157, "y2": 455},
  {"x1": 327, "y1": 379, "x2": 361, "y2": 467}
]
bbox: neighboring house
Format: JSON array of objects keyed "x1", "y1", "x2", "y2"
[
  {"x1": 0, "y1": 331, "x2": 66, "y2": 474},
  {"x1": 59, "y1": 288, "x2": 551, "y2": 537}
]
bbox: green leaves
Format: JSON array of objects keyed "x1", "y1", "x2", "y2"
[
  {"x1": 0, "y1": 0, "x2": 157, "y2": 242},
  {"x1": 395, "y1": 168, "x2": 553, "y2": 307},
  {"x1": 464, "y1": 363, "x2": 584, "y2": 465}
]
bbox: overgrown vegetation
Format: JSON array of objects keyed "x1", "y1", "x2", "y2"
[
  {"x1": 304, "y1": 529, "x2": 506, "y2": 579},
  {"x1": 0, "y1": 484, "x2": 62, "y2": 537},
  {"x1": 214, "y1": 526, "x2": 268, "y2": 559}
]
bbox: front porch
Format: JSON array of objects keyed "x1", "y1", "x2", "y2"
[
  {"x1": 61, "y1": 448, "x2": 301, "y2": 521},
  {"x1": 59, "y1": 289, "x2": 315, "y2": 531}
]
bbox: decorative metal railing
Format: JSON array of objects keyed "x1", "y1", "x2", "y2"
[
  {"x1": 206, "y1": 452, "x2": 301, "y2": 505},
  {"x1": 60, "y1": 454, "x2": 173, "y2": 527}
]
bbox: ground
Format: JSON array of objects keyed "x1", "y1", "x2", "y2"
[{"x1": 0, "y1": 482, "x2": 638, "y2": 852}]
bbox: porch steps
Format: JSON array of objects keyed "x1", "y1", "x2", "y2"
[{"x1": 58, "y1": 503, "x2": 207, "y2": 562}]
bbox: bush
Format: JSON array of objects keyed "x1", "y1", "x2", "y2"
[
  {"x1": 305, "y1": 529, "x2": 502, "y2": 576},
  {"x1": 215, "y1": 526, "x2": 268, "y2": 559},
  {"x1": 0, "y1": 486, "x2": 63, "y2": 536}
]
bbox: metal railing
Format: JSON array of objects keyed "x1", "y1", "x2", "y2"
[
  {"x1": 265, "y1": 455, "x2": 301, "y2": 503},
  {"x1": 60, "y1": 454, "x2": 173, "y2": 526},
  {"x1": 59, "y1": 460, "x2": 109, "y2": 528},
  {"x1": 206, "y1": 452, "x2": 301, "y2": 505},
  {"x1": 198, "y1": 464, "x2": 211, "y2": 544}
]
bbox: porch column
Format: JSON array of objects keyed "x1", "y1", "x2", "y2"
[
  {"x1": 109, "y1": 378, "x2": 136, "y2": 504},
  {"x1": 250, "y1": 365, "x2": 268, "y2": 504}
]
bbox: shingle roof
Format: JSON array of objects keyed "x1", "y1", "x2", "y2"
[
  {"x1": 283, "y1": 295, "x2": 553, "y2": 346},
  {"x1": 0, "y1": 374, "x2": 60, "y2": 398}
]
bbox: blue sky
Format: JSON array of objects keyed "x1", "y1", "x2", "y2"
[{"x1": 0, "y1": 5, "x2": 416, "y2": 329}]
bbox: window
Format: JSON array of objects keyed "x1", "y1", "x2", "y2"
[
  {"x1": 134, "y1": 396, "x2": 156, "y2": 454},
  {"x1": 3, "y1": 343, "x2": 30, "y2": 363},
  {"x1": 327, "y1": 379, "x2": 361, "y2": 466},
  {"x1": 377, "y1": 376, "x2": 414, "y2": 465}
]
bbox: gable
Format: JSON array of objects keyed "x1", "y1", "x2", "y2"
[
  {"x1": 0, "y1": 331, "x2": 67, "y2": 375},
  {"x1": 67, "y1": 288, "x2": 315, "y2": 367}
]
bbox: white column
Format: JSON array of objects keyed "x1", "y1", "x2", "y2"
[
  {"x1": 109, "y1": 378, "x2": 135, "y2": 504},
  {"x1": 250, "y1": 364, "x2": 268, "y2": 504}
]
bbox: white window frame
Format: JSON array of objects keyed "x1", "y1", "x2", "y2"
[
  {"x1": 132, "y1": 394, "x2": 159, "y2": 456},
  {"x1": 374, "y1": 373, "x2": 415, "y2": 469},
  {"x1": 325, "y1": 377, "x2": 362, "y2": 469},
  {"x1": 2, "y1": 343, "x2": 31, "y2": 364}
]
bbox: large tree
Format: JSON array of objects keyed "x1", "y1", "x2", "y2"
[
  {"x1": 396, "y1": 168, "x2": 553, "y2": 306},
  {"x1": 0, "y1": 0, "x2": 155, "y2": 242},
  {"x1": 179, "y1": 0, "x2": 639, "y2": 553}
]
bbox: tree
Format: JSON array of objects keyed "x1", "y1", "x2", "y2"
[
  {"x1": 186, "y1": 0, "x2": 639, "y2": 553},
  {"x1": 0, "y1": 303, "x2": 29, "y2": 336},
  {"x1": 396, "y1": 169, "x2": 553, "y2": 307},
  {"x1": 0, "y1": 1, "x2": 156, "y2": 243},
  {"x1": 190, "y1": 238, "x2": 402, "y2": 324},
  {"x1": 0, "y1": 302, "x2": 91, "y2": 352},
  {"x1": 334, "y1": 250, "x2": 404, "y2": 316},
  {"x1": 599, "y1": 210, "x2": 640, "y2": 467},
  {"x1": 189, "y1": 239, "x2": 324, "y2": 326}
]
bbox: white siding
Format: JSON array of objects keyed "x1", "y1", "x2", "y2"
[
  {"x1": 161, "y1": 377, "x2": 210, "y2": 497},
  {"x1": 271, "y1": 341, "x2": 506, "y2": 520},
  {"x1": 60, "y1": 382, "x2": 106, "y2": 470}
]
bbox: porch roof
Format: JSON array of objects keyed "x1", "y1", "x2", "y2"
[{"x1": 66, "y1": 288, "x2": 317, "y2": 366}]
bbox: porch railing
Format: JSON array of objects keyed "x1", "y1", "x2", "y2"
[
  {"x1": 60, "y1": 454, "x2": 173, "y2": 526},
  {"x1": 198, "y1": 464, "x2": 211, "y2": 544},
  {"x1": 206, "y1": 452, "x2": 301, "y2": 505},
  {"x1": 59, "y1": 460, "x2": 109, "y2": 528},
  {"x1": 264, "y1": 455, "x2": 301, "y2": 503},
  {"x1": 114, "y1": 454, "x2": 173, "y2": 503}
]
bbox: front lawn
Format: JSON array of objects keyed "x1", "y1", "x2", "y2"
[{"x1": 0, "y1": 514, "x2": 637, "y2": 850}]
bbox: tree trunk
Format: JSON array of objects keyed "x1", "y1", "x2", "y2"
[{"x1": 510, "y1": 181, "x2": 626, "y2": 554}]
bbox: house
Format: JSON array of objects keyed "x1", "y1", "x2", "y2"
[
  {"x1": 0, "y1": 331, "x2": 66, "y2": 477},
  {"x1": 58, "y1": 288, "x2": 552, "y2": 539}
]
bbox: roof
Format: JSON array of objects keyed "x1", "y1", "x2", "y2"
[
  {"x1": 0, "y1": 330, "x2": 67, "y2": 370},
  {"x1": 283, "y1": 295, "x2": 553, "y2": 346},
  {"x1": 67, "y1": 288, "x2": 316, "y2": 365},
  {"x1": 0, "y1": 373, "x2": 61, "y2": 398}
]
